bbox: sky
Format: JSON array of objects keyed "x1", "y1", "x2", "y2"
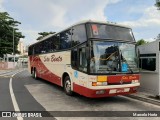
[{"x1": 0, "y1": 0, "x2": 160, "y2": 46}]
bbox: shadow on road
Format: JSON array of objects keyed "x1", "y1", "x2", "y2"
[
  {"x1": 14, "y1": 70, "x2": 136, "y2": 107},
  {"x1": 33, "y1": 76, "x2": 130, "y2": 105}
]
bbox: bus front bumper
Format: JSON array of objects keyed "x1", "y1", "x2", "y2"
[{"x1": 73, "y1": 83, "x2": 140, "y2": 98}]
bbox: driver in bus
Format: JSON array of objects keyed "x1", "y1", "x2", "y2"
[{"x1": 107, "y1": 51, "x2": 119, "y2": 71}]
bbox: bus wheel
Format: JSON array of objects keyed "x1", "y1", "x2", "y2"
[
  {"x1": 33, "y1": 68, "x2": 37, "y2": 79},
  {"x1": 64, "y1": 76, "x2": 73, "y2": 96},
  {"x1": 32, "y1": 68, "x2": 34, "y2": 78}
]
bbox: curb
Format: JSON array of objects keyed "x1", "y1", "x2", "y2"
[{"x1": 126, "y1": 94, "x2": 160, "y2": 106}]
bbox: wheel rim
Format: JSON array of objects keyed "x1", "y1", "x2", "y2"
[{"x1": 65, "y1": 80, "x2": 71, "y2": 93}]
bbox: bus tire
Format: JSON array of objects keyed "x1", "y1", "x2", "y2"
[
  {"x1": 64, "y1": 76, "x2": 73, "y2": 96},
  {"x1": 31, "y1": 68, "x2": 34, "y2": 78},
  {"x1": 33, "y1": 68, "x2": 38, "y2": 80}
]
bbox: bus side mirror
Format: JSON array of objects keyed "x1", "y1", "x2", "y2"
[{"x1": 86, "y1": 47, "x2": 90, "y2": 60}]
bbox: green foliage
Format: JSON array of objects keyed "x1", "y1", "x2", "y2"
[
  {"x1": 155, "y1": 0, "x2": 160, "y2": 10},
  {"x1": 0, "y1": 12, "x2": 24, "y2": 58},
  {"x1": 36, "y1": 32, "x2": 56, "y2": 40},
  {"x1": 136, "y1": 39, "x2": 148, "y2": 46}
]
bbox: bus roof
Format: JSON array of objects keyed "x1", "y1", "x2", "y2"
[
  {"x1": 29, "y1": 20, "x2": 131, "y2": 47},
  {"x1": 76, "y1": 20, "x2": 131, "y2": 28}
]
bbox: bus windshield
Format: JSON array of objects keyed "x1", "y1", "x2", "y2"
[{"x1": 90, "y1": 41, "x2": 139, "y2": 74}]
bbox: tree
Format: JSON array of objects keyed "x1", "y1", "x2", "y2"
[
  {"x1": 0, "y1": 12, "x2": 24, "y2": 58},
  {"x1": 36, "y1": 32, "x2": 56, "y2": 40},
  {"x1": 136, "y1": 39, "x2": 148, "y2": 46},
  {"x1": 157, "y1": 34, "x2": 160, "y2": 39},
  {"x1": 155, "y1": 0, "x2": 160, "y2": 10}
]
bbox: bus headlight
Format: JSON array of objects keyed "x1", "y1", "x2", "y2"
[
  {"x1": 92, "y1": 82, "x2": 108, "y2": 86},
  {"x1": 132, "y1": 80, "x2": 139, "y2": 84}
]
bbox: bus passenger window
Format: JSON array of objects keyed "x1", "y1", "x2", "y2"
[
  {"x1": 54, "y1": 34, "x2": 60, "y2": 50},
  {"x1": 60, "y1": 29, "x2": 71, "y2": 49},
  {"x1": 71, "y1": 48, "x2": 78, "y2": 69},
  {"x1": 72, "y1": 25, "x2": 87, "y2": 47}
]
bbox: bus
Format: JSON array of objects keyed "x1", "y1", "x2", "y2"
[{"x1": 28, "y1": 20, "x2": 140, "y2": 98}]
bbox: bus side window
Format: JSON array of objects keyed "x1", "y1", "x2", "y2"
[
  {"x1": 72, "y1": 25, "x2": 87, "y2": 47},
  {"x1": 45, "y1": 39, "x2": 50, "y2": 53},
  {"x1": 79, "y1": 46, "x2": 87, "y2": 72},
  {"x1": 60, "y1": 29, "x2": 71, "y2": 49},
  {"x1": 71, "y1": 48, "x2": 78, "y2": 69},
  {"x1": 34, "y1": 44, "x2": 39, "y2": 54},
  {"x1": 49, "y1": 37, "x2": 56, "y2": 52},
  {"x1": 28, "y1": 46, "x2": 34, "y2": 55},
  {"x1": 55, "y1": 34, "x2": 60, "y2": 50}
]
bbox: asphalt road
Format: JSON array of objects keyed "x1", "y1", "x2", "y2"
[{"x1": 0, "y1": 70, "x2": 160, "y2": 120}]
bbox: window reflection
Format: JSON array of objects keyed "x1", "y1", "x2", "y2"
[{"x1": 90, "y1": 41, "x2": 139, "y2": 74}]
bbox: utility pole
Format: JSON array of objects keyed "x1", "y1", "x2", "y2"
[
  {"x1": 11, "y1": 20, "x2": 20, "y2": 68},
  {"x1": 13, "y1": 27, "x2": 15, "y2": 68}
]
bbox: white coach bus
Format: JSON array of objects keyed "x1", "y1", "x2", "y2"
[{"x1": 28, "y1": 20, "x2": 140, "y2": 98}]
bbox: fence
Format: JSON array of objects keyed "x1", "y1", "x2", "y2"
[{"x1": 0, "y1": 62, "x2": 8, "y2": 69}]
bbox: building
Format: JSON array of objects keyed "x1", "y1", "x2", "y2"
[
  {"x1": 17, "y1": 38, "x2": 28, "y2": 55},
  {"x1": 18, "y1": 38, "x2": 25, "y2": 55},
  {"x1": 138, "y1": 38, "x2": 160, "y2": 97}
]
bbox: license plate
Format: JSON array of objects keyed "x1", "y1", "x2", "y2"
[
  {"x1": 116, "y1": 88, "x2": 124, "y2": 93},
  {"x1": 109, "y1": 88, "x2": 130, "y2": 94}
]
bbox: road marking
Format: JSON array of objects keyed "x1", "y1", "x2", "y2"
[
  {"x1": 0, "y1": 70, "x2": 13, "y2": 75},
  {"x1": 0, "y1": 69, "x2": 25, "y2": 78},
  {"x1": 11, "y1": 69, "x2": 25, "y2": 78},
  {"x1": 9, "y1": 78, "x2": 23, "y2": 120},
  {"x1": 9, "y1": 70, "x2": 25, "y2": 120},
  {"x1": 0, "y1": 75, "x2": 11, "y2": 78}
]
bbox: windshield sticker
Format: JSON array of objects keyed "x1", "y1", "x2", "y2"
[
  {"x1": 122, "y1": 63, "x2": 128, "y2": 72},
  {"x1": 74, "y1": 71, "x2": 78, "y2": 78}
]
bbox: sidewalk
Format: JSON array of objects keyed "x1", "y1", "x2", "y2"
[{"x1": 126, "y1": 91, "x2": 160, "y2": 106}]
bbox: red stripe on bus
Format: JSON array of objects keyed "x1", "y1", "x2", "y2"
[
  {"x1": 107, "y1": 74, "x2": 139, "y2": 84},
  {"x1": 30, "y1": 56, "x2": 62, "y2": 86}
]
